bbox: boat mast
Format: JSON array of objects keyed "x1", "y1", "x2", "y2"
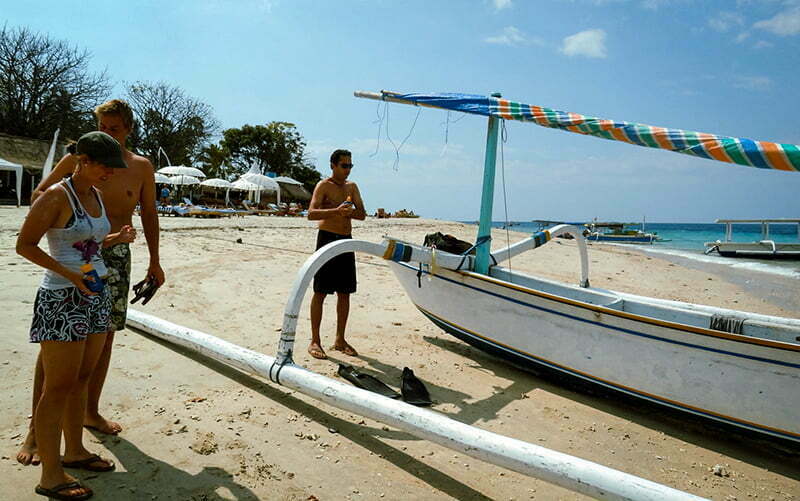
[{"x1": 475, "y1": 93, "x2": 502, "y2": 274}]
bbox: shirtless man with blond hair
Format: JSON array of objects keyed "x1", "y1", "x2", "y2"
[
  {"x1": 307, "y1": 149, "x2": 366, "y2": 359},
  {"x1": 17, "y1": 99, "x2": 165, "y2": 465}
]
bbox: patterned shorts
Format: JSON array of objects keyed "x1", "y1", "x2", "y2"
[
  {"x1": 30, "y1": 286, "x2": 111, "y2": 343},
  {"x1": 101, "y1": 243, "x2": 131, "y2": 331}
]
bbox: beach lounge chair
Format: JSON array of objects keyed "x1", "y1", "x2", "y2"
[
  {"x1": 242, "y1": 200, "x2": 273, "y2": 216},
  {"x1": 267, "y1": 203, "x2": 287, "y2": 216},
  {"x1": 288, "y1": 202, "x2": 303, "y2": 216}
]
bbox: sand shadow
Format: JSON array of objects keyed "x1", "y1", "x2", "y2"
[
  {"x1": 136, "y1": 332, "x2": 493, "y2": 501},
  {"x1": 83, "y1": 433, "x2": 258, "y2": 500},
  {"x1": 326, "y1": 352, "x2": 475, "y2": 408},
  {"x1": 422, "y1": 334, "x2": 800, "y2": 480}
]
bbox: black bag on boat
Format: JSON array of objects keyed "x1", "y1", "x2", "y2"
[{"x1": 423, "y1": 232, "x2": 474, "y2": 255}]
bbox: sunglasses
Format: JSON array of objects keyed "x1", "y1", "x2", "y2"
[{"x1": 339, "y1": 163, "x2": 354, "y2": 169}]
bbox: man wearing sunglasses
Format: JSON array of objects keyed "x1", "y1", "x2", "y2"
[{"x1": 306, "y1": 149, "x2": 366, "y2": 359}]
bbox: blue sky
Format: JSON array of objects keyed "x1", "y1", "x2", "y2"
[{"x1": 5, "y1": 0, "x2": 800, "y2": 222}]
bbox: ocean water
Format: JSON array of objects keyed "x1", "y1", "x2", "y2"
[{"x1": 476, "y1": 221, "x2": 800, "y2": 278}]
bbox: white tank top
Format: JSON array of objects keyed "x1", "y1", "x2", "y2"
[{"x1": 40, "y1": 178, "x2": 111, "y2": 290}]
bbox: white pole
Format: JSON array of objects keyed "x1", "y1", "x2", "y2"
[
  {"x1": 126, "y1": 309, "x2": 705, "y2": 501},
  {"x1": 41, "y1": 128, "x2": 60, "y2": 180}
]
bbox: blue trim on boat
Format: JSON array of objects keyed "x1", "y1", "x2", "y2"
[
  {"x1": 395, "y1": 262, "x2": 799, "y2": 369},
  {"x1": 417, "y1": 307, "x2": 798, "y2": 442}
]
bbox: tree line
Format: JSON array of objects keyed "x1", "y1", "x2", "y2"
[{"x1": 0, "y1": 25, "x2": 321, "y2": 190}]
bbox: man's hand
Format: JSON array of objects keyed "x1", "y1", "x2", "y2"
[
  {"x1": 117, "y1": 225, "x2": 137, "y2": 243},
  {"x1": 147, "y1": 262, "x2": 166, "y2": 286},
  {"x1": 336, "y1": 202, "x2": 355, "y2": 218}
]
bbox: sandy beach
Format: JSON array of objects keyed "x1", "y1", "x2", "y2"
[{"x1": 1, "y1": 207, "x2": 798, "y2": 501}]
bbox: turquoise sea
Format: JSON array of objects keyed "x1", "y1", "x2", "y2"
[{"x1": 470, "y1": 221, "x2": 800, "y2": 278}]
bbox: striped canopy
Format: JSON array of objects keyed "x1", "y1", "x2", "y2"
[{"x1": 376, "y1": 91, "x2": 799, "y2": 172}]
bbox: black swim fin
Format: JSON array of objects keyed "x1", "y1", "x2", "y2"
[
  {"x1": 401, "y1": 367, "x2": 432, "y2": 406},
  {"x1": 337, "y1": 364, "x2": 400, "y2": 399}
]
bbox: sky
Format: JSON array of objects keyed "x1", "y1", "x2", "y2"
[{"x1": 4, "y1": 0, "x2": 800, "y2": 222}]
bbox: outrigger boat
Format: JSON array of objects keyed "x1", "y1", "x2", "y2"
[
  {"x1": 273, "y1": 90, "x2": 800, "y2": 445},
  {"x1": 705, "y1": 218, "x2": 800, "y2": 259},
  {"x1": 125, "y1": 91, "x2": 800, "y2": 500}
]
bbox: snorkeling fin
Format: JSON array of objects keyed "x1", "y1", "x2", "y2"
[
  {"x1": 401, "y1": 367, "x2": 432, "y2": 406},
  {"x1": 131, "y1": 276, "x2": 161, "y2": 305},
  {"x1": 337, "y1": 364, "x2": 401, "y2": 399}
]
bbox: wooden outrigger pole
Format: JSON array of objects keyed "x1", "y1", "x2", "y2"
[{"x1": 127, "y1": 237, "x2": 702, "y2": 500}]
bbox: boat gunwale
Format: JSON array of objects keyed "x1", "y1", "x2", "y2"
[
  {"x1": 396, "y1": 262, "x2": 800, "y2": 352},
  {"x1": 460, "y1": 268, "x2": 800, "y2": 352}
]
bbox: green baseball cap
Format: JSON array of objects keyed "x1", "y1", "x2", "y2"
[{"x1": 76, "y1": 131, "x2": 127, "y2": 169}]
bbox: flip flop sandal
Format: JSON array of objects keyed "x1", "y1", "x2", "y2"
[
  {"x1": 62, "y1": 453, "x2": 115, "y2": 472},
  {"x1": 132, "y1": 277, "x2": 148, "y2": 296},
  {"x1": 308, "y1": 347, "x2": 327, "y2": 359},
  {"x1": 138, "y1": 279, "x2": 160, "y2": 305},
  {"x1": 131, "y1": 277, "x2": 161, "y2": 305},
  {"x1": 35, "y1": 481, "x2": 93, "y2": 500},
  {"x1": 331, "y1": 344, "x2": 358, "y2": 357}
]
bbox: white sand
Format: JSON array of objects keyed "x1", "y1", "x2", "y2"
[{"x1": 1, "y1": 207, "x2": 798, "y2": 500}]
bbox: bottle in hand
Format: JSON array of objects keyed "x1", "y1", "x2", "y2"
[{"x1": 80, "y1": 263, "x2": 105, "y2": 293}]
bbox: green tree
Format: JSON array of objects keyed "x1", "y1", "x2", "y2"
[
  {"x1": 125, "y1": 81, "x2": 219, "y2": 166},
  {"x1": 196, "y1": 143, "x2": 230, "y2": 180},
  {"x1": 219, "y1": 122, "x2": 321, "y2": 190},
  {"x1": 0, "y1": 25, "x2": 110, "y2": 140}
]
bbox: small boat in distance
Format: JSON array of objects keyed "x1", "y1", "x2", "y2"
[
  {"x1": 705, "y1": 218, "x2": 800, "y2": 259},
  {"x1": 585, "y1": 221, "x2": 656, "y2": 244}
]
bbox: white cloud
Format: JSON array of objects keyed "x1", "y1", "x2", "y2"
[
  {"x1": 735, "y1": 31, "x2": 751, "y2": 43},
  {"x1": 754, "y1": 6, "x2": 800, "y2": 35},
  {"x1": 733, "y1": 75, "x2": 773, "y2": 91},
  {"x1": 492, "y1": 0, "x2": 513, "y2": 10},
  {"x1": 753, "y1": 39, "x2": 774, "y2": 48},
  {"x1": 560, "y1": 29, "x2": 608, "y2": 58},
  {"x1": 485, "y1": 26, "x2": 529, "y2": 46},
  {"x1": 708, "y1": 12, "x2": 745, "y2": 32}
]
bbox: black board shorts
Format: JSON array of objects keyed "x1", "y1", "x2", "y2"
[{"x1": 313, "y1": 230, "x2": 356, "y2": 295}]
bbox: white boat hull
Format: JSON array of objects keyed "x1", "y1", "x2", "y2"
[
  {"x1": 705, "y1": 241, "x2": 800, "y2": 259},
  {"x1": 390, "y1": 262, "x2": 800, "y2": 443}
]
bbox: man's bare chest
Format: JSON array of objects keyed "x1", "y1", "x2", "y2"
[
  {"x1": 99, "y1": 171, "x2": 142, "y2": 210},
  {"x1": 322, "y1": 184, "x2": 351, "y2": 208}
]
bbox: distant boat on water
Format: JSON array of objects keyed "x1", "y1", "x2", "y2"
[
  {"x1": 585, "y1": 221, "x2": 656, "y2": 244},
  {"x1": 705, "y1": 218, "x2": 800, "y2": 259}
]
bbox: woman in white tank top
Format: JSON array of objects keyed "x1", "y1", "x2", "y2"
[{"x1": 16, "y1": 132, "x2": 128, "y2": 501}]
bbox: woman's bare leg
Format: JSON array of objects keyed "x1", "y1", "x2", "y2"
[
  {"x1": 63, "y1": 333, "x2": 110, "y2": 464},
  {"x1": 36, "y1": 340, "x2": 90, "y2": 497},
  {"x1": 16, "y1": 351, "x2": 43, "y2": 466},
  {"x1": 84, "y1": 330, "x2": 122, "y2": 434}
]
